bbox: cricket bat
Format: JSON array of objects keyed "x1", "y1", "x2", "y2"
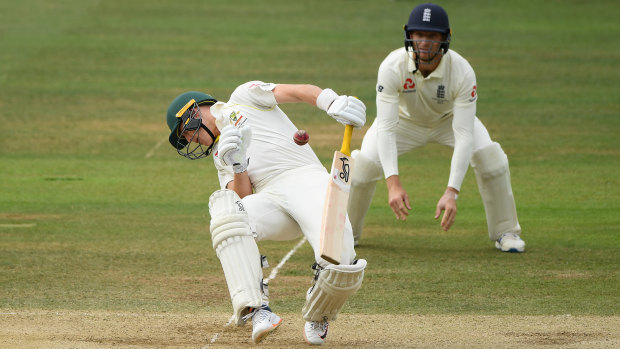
[{"x1": 319, "y1": 124, "x2": 354, "y2": 265}]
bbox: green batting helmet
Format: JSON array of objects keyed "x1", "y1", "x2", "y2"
[{"x1": 166, "y1": 91, "x2": 217, "y2": 150}]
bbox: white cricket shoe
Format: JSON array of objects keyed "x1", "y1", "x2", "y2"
[
  {"x1": 248, "y1": 305, "x2": 282, "y2": 343},
  {"x1": 304, "y1": 319, "x2": 329, "y2": 345},
  {"x1": 495, "y1": 233, "x2": 525, "y2": 253}
]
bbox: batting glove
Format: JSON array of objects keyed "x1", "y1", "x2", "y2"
[
  {"x1": 218, "y1": 125, "x2": 251, "y2": 173},
  {"x1": 317, "y1": 88, "x2": 367, "y2": 128}
]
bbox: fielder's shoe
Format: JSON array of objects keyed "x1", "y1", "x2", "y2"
[
  {"x1": 495, "y1": 233, "x2": 525, "y2": 253},
  {"x1": 304, "y1": 319, "x2": 329, "y2": 345},
  {"x1": 247, "y1": 305, "x2": 282, "y2": 344}
]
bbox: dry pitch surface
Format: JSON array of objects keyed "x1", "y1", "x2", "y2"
[{"x1": 1, "y1": 310, "x2": 618, "y2": 348}]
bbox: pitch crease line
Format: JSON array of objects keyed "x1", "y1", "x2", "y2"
[
  {"x1": 204, "y1": 236, "x2": 307, "y2": 347},
  {"x1": 264, "y1": 236, "x2": 307, "y2": 283},
  {"x1": 0, "y1": 223, "x2": 36, "y2": 228},
  {"x1": 145, "y1": 136, "x2": 167, "y2": 158}
]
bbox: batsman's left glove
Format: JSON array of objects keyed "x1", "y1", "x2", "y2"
[{"x1": 218, "y1": 125, "x2": 251, "y2": 173}]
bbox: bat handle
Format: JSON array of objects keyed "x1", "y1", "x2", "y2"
[{"x1": 340, "y1": 124, "x2": 353, "y2": 156}]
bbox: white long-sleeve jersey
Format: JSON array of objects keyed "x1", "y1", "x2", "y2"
[
  {"x1": 210, "y1": 81, "x2": 325, "y2": 191},
  {"x1": 376, "y1": 47, "x2": 478, "y2": 191}
]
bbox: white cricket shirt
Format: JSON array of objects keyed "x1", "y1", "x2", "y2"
[
  {"x1": 211, "y1": 81, "x2": 324, "y2": 190},
  {"x1": 375, "y1": 47, "x2": 478, "y2": 190}
]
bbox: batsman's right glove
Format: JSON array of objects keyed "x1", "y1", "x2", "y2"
[{"x1": 317, "y1": 88, "x2": 366, "y2": 128}]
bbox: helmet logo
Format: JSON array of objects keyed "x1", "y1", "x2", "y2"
[{"x1": 423, "y1": 8, "x2": 432, "y2": 22}]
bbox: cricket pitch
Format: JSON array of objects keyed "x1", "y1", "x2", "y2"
[{"x1": 1, "y1": 310, "x2": 618, "y2": 348}]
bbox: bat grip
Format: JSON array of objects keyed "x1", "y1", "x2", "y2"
[{"x1": 340, "y1": 124, "x2": 353, "y2": 156}]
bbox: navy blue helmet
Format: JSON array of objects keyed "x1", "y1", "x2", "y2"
[{"x1": 404, "y1": 3, "x2": 452, "y2": 71}]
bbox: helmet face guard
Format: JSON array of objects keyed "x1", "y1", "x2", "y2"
[
  {"x1": 404, "y1": 34, "x2": 450, "y2": 66},
  {"x1": 174, "y1": 99, "x2": 217, "y2": 160}
]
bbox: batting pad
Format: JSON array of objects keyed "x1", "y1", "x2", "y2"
[
  {"x1": 470, "y1": 142, "x2": 521, "y2": 241},
  {"x1": 209, "y1": 189, "x2": 264, "y2": 325},
  {"x1": 302, "y1": 259, "x2": 367, "y2": 322},
  {"x1": 347, "y1": 150, "x2": 383, "y2": 242}
]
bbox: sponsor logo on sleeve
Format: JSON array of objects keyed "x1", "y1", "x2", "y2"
[{"x1": 469, "y1": 85, "x2": 477, "y2": 102}]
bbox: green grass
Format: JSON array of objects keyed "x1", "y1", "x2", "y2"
[{"x1": 1, "y1": 0, "x2": 618, "y2": 318}]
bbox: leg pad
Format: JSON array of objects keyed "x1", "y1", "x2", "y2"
[
  {"x1": 471, "y1": 143, "x2": 521, "y2": 241},
  {"x1": 209, "y1": 189, "x2": 264, "y2": 325},
  {"x1": 302, "y1": 259, "x2": 367, "y2": 322}
]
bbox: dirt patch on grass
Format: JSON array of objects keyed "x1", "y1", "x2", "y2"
[{"x1": 1, "y1": 310, "x2": 618, "y2": 348}]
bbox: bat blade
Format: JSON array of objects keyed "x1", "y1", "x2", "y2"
[{"x1": 319, "y1": 125, "x2": 354, "y2": 265}]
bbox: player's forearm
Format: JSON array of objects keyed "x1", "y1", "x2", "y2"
[
  {"x1": 376, "y1": 99, "x2": 400, "y2": 178},
  {"x1": 273, "y1": 84, "x2": 323, "y2": 105},
  {"x1": 447, "y1": 139, "x2": 472, "y2": 191},
  {"x1": 447, "y1": 138, "x2": 472, "y2": 191},
  {"x1": 377, "y1": 131, "x2": 399, "y2": 178},
  {"x1": 226, "y1": 173, "x2": 253, "y2": 198},
  {"x1": 448, "y1": 105, "x2": 475, "y2": 190}
]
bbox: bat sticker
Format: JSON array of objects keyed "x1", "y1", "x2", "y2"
[{"x1": 339, "y1": 157, "x2": 350, "y2": 183}]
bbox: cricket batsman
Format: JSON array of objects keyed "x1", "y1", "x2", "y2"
[
  {"x1": 347, "y1": 3, "x2": 526, "y2": 252},
  {"x1": 165, "y1": 82, "x2": 367, "y2": 345}
]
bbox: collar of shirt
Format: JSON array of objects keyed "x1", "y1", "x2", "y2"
[{"x1": 412, "y1": 50, "x2": 450, "y2": 80}]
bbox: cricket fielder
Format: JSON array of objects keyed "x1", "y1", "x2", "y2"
[
  {"x1": 166, "y1": 82, "x2": 367, "y2": 345},
  {"x1": 347, "y1": 3, "x2": 525, "y2": 252}
]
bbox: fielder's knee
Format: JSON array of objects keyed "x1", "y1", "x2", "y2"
[
  {"x1": 348, "y1": 150, "x2": 382, "y2": 243},
  {"x1": 471, "y1": 142, "x2": 508, "y2": 179},
  {"x1": 351, "y1": 150, "x2": 383, "y2": 184},
  {"x1": 470, "y1": 143, "x2": 521, "y2": 240}
]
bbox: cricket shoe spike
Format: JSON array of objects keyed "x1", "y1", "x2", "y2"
[
  {"x1": 244, "y1": 305, "x2": 282, "y2": 343},
  {"x1": 304, "y1": 319, "x2": 329, "y2": 345},
  {"x1": 495, "y1": 233, "x2": 525, "y2": 253}
]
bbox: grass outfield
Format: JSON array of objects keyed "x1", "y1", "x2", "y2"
[{"x1": 1, "y1": 0, "x2": 619, "y2": 347}]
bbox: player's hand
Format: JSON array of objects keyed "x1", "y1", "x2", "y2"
[
  {"x1": 386, "y1": 175, "x2": 411, "y2": 220},
  {"x1": 434, "y1": 188, "x2": 458, "y2": 231},
  {"x1": 218, "y1": 125, "x2": 251, "y2": 173},
  {"x1": 327, "y1": 95, "x2": 366, "y2": 128}
]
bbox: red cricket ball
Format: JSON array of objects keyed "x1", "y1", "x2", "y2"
[{"x1": 293, "y1": 129, "x2": 309, "y2": 146}]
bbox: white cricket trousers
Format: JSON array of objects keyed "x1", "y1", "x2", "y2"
[
  {"x1": 361, "y1": 116, "x2": 494, "y2": 161},
  {"x1": 242, "y1": 164, "x2": 357, "y2": 267}
]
